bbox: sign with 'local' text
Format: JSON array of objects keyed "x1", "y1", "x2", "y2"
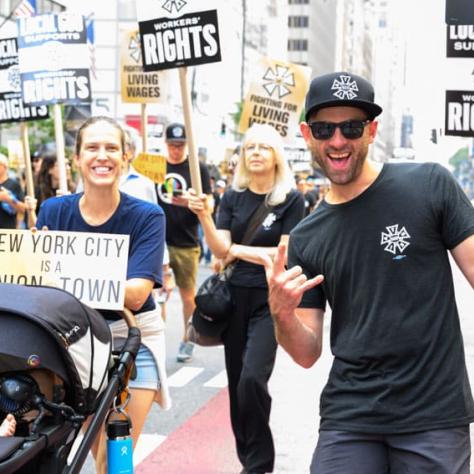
[
  {"x1": 446, "y1": 25, "x2": 474, "y2": 58},
  {"x1": 0, "y1": 230, "x2": 129, "y2": 310},
  {"x1": 239, "y1": 57, "x2": 311, "y2": 139},
  {"x1": 17, "y1": 13, "x2": 92, "y2": 105},
  {"x1": 120, "y1": 29, "x2": 168, "y2": 103},
  {"x1": 0, "y1": 37, "x2": 49, "y2": 123},
  {"x1": 136, "y1": 0, "x2": 221, "y2": 71},
  {"x1": 445, "y1": 90, "x2": 474, "y2": 137}
]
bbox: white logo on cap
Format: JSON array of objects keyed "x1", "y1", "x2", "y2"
[
  {"x1": 331, "y1": 75, "x2": 359, "y2": 100},
  {"x1": 172, "y1": 126, "x2": 184, "y2": 138}
]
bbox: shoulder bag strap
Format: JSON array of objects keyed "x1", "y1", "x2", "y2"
[{"x1": 240, "y1": 198, "x2": 272, "y2": 246}]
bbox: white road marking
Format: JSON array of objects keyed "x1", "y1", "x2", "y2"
[
  {"x1": 134, "y1": 433, "x2": 167, "y2": 464},
  {"x1": 203, "y1": 369, "x2": 228, "y2": 388},
  {"x1": 167, "y1": 367, "x2": 204, "y2": 387}
]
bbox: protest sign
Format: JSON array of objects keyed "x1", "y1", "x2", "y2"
[
  {"x1": 446, "y1": 25, "x2": 474, "y2": 58},
  {"x1": 120, "y1": 29, "x2": 168, "y2": 103},
  {"x1": 0, "y1": 37, "x2": 48, "y2": 123},
  {"x1": 136, "y1": 0, "x2": 221, "y2": 72},
  {"x1": 239, "y1": 57, "x2": 311, "y2": 139},
  {"x1": 0, "y1": 230, "x2": 129, "y2": 310},
  {"x1": 132, "y1": 152, "x2": 167, "y2": 183},
  {"x1": 17, "y1": 13, "x2": 91, "y2": 105},
  {"x1": 445, "y1": 90, "x2": 474, "y2": 136}
]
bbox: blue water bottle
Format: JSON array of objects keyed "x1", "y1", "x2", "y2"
[{"x1": 107, "y1": 417, "x2": 133, "y2": 474}]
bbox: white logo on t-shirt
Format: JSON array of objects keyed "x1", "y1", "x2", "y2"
[
  {"x1": 380, "y1": 224, "x2": 411, "y2": 259},
  {"x1": 262, "y1": 212, "x2": 277, "y2": 230}
]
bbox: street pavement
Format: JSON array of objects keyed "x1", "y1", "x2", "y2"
[{"x1": 78, "y1": 258, "x2": 473, "y2": 473}]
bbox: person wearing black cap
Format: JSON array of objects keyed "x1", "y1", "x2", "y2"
[
  {"x1": 264, "y1": 72, "x2": 474, "y2": 473},
  {"x1": 158, "y1": 122, "x2": 212, "y2": 362}
]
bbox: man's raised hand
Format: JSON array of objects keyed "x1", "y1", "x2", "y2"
[{"x1": 262, "y1": 243, "x2": 323, "y2": 323}]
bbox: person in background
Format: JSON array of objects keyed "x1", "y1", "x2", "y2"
[
  {"x1": 121, "y1": 129, "x2": 175, "y2": 319},
  {"x1": 157, "y1": 122, "x2": 212, "y2": 362},
  {"x1": 296, "y1": 177, "x2": 316, "y2": 216},
  {"x1": 36, "y1": 116, "x2": 171, "y2": 474},
  {"x1": 35, "y1": 154, "x2": 74, "y2": 207},
  {"x1": 0, "y1": 153, "x2": 25, "y2": 229},
  {"x1": 264, "y1": 71, "x2": 474, "y2": 474},
  {"x1": 189, "y1": 123, "x2": 305, "y2": 474}
]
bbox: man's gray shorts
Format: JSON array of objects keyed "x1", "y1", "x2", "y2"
[{"x1": 310, "y1": 426, "x2": 470, "y2": 474}]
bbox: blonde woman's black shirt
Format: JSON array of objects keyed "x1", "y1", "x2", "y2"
[{"x1": 218, "y1": 188, "x2": 304, "y2": 288}]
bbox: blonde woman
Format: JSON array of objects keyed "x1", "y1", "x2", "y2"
[{"x1": 189, "y1": 123, "x2": 304, "y2": 474}]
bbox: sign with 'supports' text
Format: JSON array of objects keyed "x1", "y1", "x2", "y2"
[
  {"x1": 120, "y1": 29, "x2": 168, "y2": 103},
  {"x1": 0, "y1": 37, "x2": 49, "y2": 123},
  {"x1": 0, "y1": 230, "x2": 129, "y2": 310},
  {"x1": 239, "y1": 57, "x2": 311, "y2": 140},
  {"x1": 446, "y1": 25, "x2": 474, "y2": 58},
  {"x1": 17, "y1": 13, "x2": 91, "y2": 105},
  {"x1": 445, "y1": 90, "x2": 474, "y2": 137},
  {"x1": 136, "y1": 0, "x2": 221, "y2": 72}
]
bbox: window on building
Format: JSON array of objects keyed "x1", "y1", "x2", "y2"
[
  {"x1": 288, "y1": 39, "x2": 308, "y2": 51},
  {"x1": 288, "y1": 16, "x2": 309, "y2": 27},
  {"x1": 289, "y1": 0, "x2": 309, "y2": 4},
  {"x1": 117, "y1": 0, "x2": 137, "y2": 20}
]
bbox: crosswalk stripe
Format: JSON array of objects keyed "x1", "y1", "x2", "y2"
[
  {"x1": 135, "y1": 433, "x2": 166, "y2": 465},
  {"x1": 203, "y1": 369, "x2": 228, "y2": 388},
  {"x1": 167, "y1": 367, "x2": 204, "y2": 387}
]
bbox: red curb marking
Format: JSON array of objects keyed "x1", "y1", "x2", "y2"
[{"x1": 136, "y1": 388, "x2": 241, "y2": 474}]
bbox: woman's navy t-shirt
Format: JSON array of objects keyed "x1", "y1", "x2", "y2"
[{"x1": 37, "y1": 192, "x2": 165, "y2": 318}]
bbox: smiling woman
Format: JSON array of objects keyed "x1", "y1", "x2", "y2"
[{"x1": 35, "y1": 116, "x2": 170, "y2": 474}]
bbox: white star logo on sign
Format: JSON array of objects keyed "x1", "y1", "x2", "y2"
[
  {"x1": 262, "y1": 65, "x2": 295, "y2": 99},
  {"x1": 161, "y1": 0, "x2": 187, "y2": 14},
  {"x1": 129, "y1": 32, "x2": 142, "y2": 64}
]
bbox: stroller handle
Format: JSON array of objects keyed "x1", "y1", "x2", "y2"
[
  {"x1": 122, "y1": 307, "x2": 137, "y2": 328},
  {"x1": 120, "y1": 308, "x2": 141, "y2": 361}
]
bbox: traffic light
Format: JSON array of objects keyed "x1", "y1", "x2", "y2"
[
  {"x1": 220, "y1": 122, "x2": 226, "y2": 136},
  {"x1": 430, "y1": 129, "x2": 437, "y2": 144}
]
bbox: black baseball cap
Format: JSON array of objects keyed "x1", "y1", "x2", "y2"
[
  {"x1": 165, "y1": 122, "x2": 186, "y2": 142},
  {"x1": 304, "y1": 72, "x2": 383, "y2": 122}
]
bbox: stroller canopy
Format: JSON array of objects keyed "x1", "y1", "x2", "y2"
[{"x1": 0, "y1": 284, "x2": 112, "y2": 415}]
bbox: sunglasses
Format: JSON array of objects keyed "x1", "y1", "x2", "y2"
[{"x1": 308, "y1": 120, "x2": 371, "y2": 140}]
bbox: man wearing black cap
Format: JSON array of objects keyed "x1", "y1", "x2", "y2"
[
  {"x1": 158, "y1": 122, "x2": 212, "y2": 362},
  {"x1": 264, "y1": 72, "x2": 474, "y2": 473}
]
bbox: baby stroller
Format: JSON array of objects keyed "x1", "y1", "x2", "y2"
[{"x1": 0, "y1": 283, "x2": 141, "y2": 474}]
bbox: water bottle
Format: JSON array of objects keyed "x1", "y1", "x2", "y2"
[{"x1": 107, "y1": 418, "x2": 133, "y2": 474}]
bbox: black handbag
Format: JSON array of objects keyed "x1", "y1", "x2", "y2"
[{"x1": 188, "y1": 199, "x2": 271, "y2": 346}]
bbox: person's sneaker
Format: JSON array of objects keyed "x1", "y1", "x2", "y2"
[{"x1": 176, "y1": 341, "x2": 195, "y2": 362}]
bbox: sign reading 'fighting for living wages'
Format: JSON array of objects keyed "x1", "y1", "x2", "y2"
[
  {"x1": 136, "y1": 0, "x2": 221, "y2": 71},
  {"x1": 239, "y1": 57, "x2": 311, "y2": 140},
  {"x1": 0, "y1": 230, "x2": 129, "y2": 310},
  {"x1": 120, "y1": 29, "x2": 168, "y2": 103},
  {"x1": 17, "y1": 13, "x2": 91, "y2": 105},
  {"x1": 445, "y1": 90, "x2": 474, "y2": 137},
  {"x1": 0, "y1": 37, "x2": 48, "y2": 123}
]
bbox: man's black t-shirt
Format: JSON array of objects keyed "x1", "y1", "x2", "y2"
[
  {"x1": 0, "y1": 177, "x2": 24, "y2": 229},
  {"x1": 218, "y1": 188, "x2": 305, "y2": 288},
  {"x1": 157, "y1": 159, "x2": 211, "y2": 247},
  {"x1": 289, "y1": 163, "x2": 474, "y2": 434}
]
